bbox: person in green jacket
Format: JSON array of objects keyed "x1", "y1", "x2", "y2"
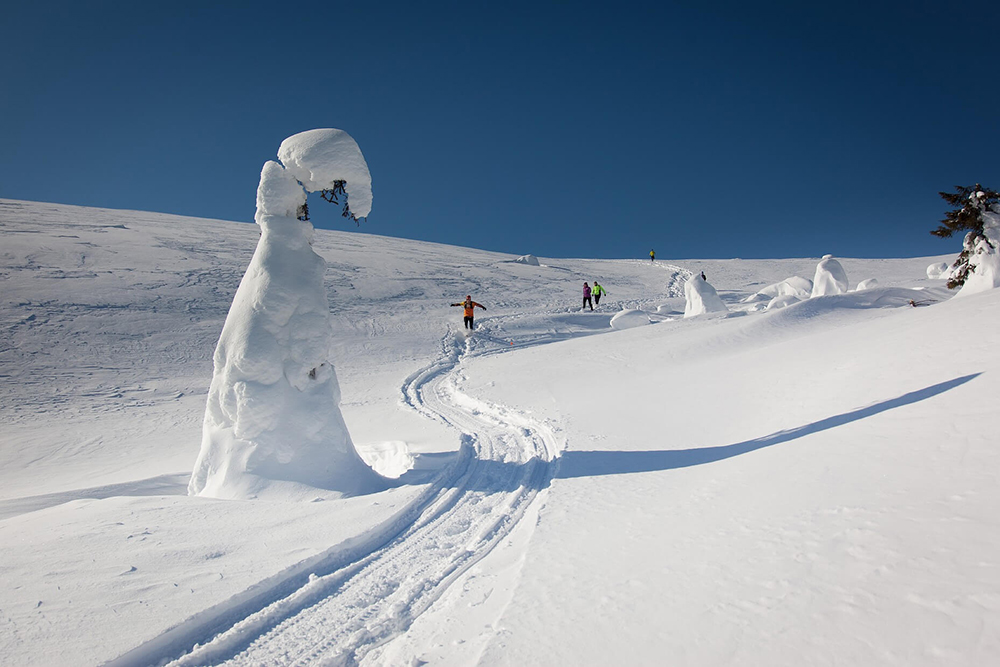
[{"x1": 592, "y1": 281, "x2": 608, "y2": 306}]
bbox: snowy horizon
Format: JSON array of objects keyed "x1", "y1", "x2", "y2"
[{"x1": 2, "y1": 198, "x2": 998, "y2": 666}]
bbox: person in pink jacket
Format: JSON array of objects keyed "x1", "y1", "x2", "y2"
[{"x1": 583, "y1": 282, "x2": 593, "y2": 311}]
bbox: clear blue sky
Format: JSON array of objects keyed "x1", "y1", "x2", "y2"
[{"x1": 2, "y1": 1, "x2": 997, "y2": 259}]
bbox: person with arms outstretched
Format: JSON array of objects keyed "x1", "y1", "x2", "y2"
[{"x1": 451, "y1": 294, "x2": 486, "y2": 330}]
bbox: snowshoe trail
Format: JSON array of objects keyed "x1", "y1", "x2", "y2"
[{"x1": 122, "y1": 329, "x2": 560, "y2": 667}]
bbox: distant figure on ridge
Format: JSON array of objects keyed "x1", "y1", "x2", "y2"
[
  {"x1": 583, "y1": 282, "x2": 593, "y2": 311},
  {"x1": 451, "y1": 295, "x2": 486, "y2": 330},
  {"x1": 592, "y1": 281, "x2": 607, "y2": 306},
  {"x1": 650, "y1": 249, "x2": 655, "y2": 262}
]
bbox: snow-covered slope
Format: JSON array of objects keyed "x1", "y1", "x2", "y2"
[{"x1": 2, "y1": 199, "x2": 996, "y2": 666}]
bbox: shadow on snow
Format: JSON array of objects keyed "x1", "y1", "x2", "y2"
[
  {"x1": 555, "y1": 373, "x2": 981, "y2": 480},
  {"x1": 3, "y1": 375, "x2": 979, "y2": 518}
]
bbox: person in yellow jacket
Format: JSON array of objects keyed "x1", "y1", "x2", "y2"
[
  {"x1": 451, "y1": 295, "x2": 486, "y2": 330},
  {"x1": 592, "y1": 281, "x2": 608, "y2": 306}
]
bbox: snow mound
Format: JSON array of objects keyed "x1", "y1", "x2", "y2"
[
  {"x1": 926, "y1": 262, "x2": 950, "y2": 279},
  {"x1": 766, "y1": 294, "x2": 802, "y2": 311},
  {"x1": 855, "y1": 278, "x2": 878, "y2": 291},
  {"x1": 811, "y1": 255, "x2": 849, "y2": 297},
  {"x1": 278, "y1": 129, "x2": 373, "y2": 218},
  {"x1": 357, "y1": 441, "x2": 415, "y2": 479},
  {"x1": 190, "y1": 130, "x2": 385, "y2": 500},
  {"x1": 656, "y1": 303, "x2": 681, "y2": 315},
  {"x1": 742, "y1": 275, "x2": 813, "y2": 303},
  {"x1": 610, "y1": 309, "x2": 651, "y2": 329},
  {"x1": 684, "y1": 274, "x2": 728, "y2": 318},
  {"x1": 513, "y1": 254, "x2": 540, "y2": 266}
]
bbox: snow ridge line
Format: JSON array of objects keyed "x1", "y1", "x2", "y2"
[{"x1": 115, "y1": 328, "x2": 559, "y2": 667}]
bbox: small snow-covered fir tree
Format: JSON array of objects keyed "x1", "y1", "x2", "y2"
[
  {"x1": 683, "y1": 273, "x2": 728, "y2": 318},
  {"x1": 189, "y1": 129, "x2": 386, "y2": 500},
  {"x1": 810, "y1": 255, "x2": 849, "y2": 297},
  {"x1": 932, "y1": 184, "x2": 1000, "y2": 291}
]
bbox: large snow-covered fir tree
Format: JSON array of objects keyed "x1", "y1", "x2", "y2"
[
  {"x1": 932, "y1": 184, "x2": 1000, "y2": 292},
  {"x1": 189, "y1": 129, "x2": 386, "y2": 500}
]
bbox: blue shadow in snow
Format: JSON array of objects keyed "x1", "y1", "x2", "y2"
[{"x1": 556, "y1": 373, "x2": 982, "y2": 480}]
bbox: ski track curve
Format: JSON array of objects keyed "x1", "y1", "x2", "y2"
[
  {"x1": 118, "y1": 329, "x2": 562, "y2": 667},
  {"x1": 111, "y1": 265, "x2": 686, "y2": 667}
]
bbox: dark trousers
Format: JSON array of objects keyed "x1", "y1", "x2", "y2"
[
  {"x1": 464, "y1": 316, "x2": 474, "y2": 329},
  {"x1": 594, "y1": 294, "x2": 601, "y2": 305},
  {"x1": 583, "y1": 296, "x2": 593, "y2": 311}
]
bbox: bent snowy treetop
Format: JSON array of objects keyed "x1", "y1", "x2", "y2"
[{"x1": 278, "y1": 129, "x2": 373, "y2": 218}]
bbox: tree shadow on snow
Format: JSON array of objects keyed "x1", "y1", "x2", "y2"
[{"x1": 555, "y1": 373, "x2": 982, "y2": 480}]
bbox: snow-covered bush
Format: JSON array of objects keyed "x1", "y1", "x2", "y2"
[
  {"x1": 742, "y1": 276, "x2": 812, "y2": 303},
  {"x1": 684, "y1": 274, "x2": 728, "y2": 318},
  {"x1": 810, "y1": 255, "x2": 849, "y2": 297},
  {"x1": 610, "y1": 309, "x2": 650, "y2": 329},
  {"x1": 855, "y1": 278, "x2": 878, "y2": 291},
  {"x1": 926, "y1": 262, "x2": 949, "y2": 280},
  {"x1": 189, "y1": 129, "x2": 385, "y2": 500}
]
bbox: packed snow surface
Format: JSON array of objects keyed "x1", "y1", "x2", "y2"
[{"x1": 2, "y1": 199, "x2": 998, "y2": 667}]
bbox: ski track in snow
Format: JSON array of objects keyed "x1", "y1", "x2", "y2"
[{"x1": 113, "y1": 311, "x2": 617, "y2": 666}]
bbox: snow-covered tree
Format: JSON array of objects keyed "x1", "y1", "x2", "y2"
[
  {"x1": 932, "y1": 184, "x2": 1000, "y2": 291},
  {"x1": 810, "y1": 255, "x2": 849, "y2": 297},
  {"x1": 189, "y1": 129, "x2": 386, "y2": 500},
  {"x1": 684, "y1": 274, "x2": 728, "y2": 318}
]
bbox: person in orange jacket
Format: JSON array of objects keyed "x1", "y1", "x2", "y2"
[{"x1": 451, "y1": 295, "x2": 486, "y2": 330}]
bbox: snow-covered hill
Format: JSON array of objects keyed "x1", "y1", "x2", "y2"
[{"x1": 1, "y1": 199, "x2": 997, "y2": 666}]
